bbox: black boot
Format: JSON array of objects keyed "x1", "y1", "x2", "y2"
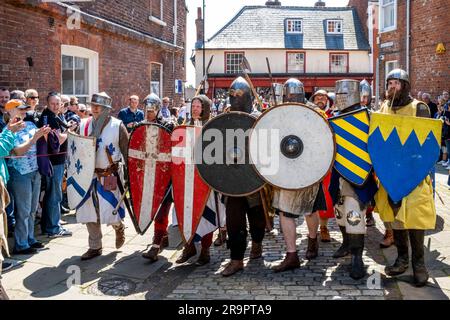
[
  {"x1": 385, "y1": 229, "x2": 409, "y2": 276},
  {"x1": 409, "y1": 230, "x2": 429, "y2": 287},
  {"x1": 348, "y1": 234, "x2": 365, "y2": 280},
  {"x1": 333, "y1": 226, "x2": 350, "y2": 258}
]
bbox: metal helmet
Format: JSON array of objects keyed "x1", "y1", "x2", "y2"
[
  {"x1": 229, "y1": 76, "x2": 253, "y2": 113},
  {"x1": 143, "y1": 93, "x2": 161, "y2": 112},
  {"x1": 327, "y1": 92, "x2": 335, "y2": 107},
  {"x1": 90, "y1": 92, "x2": 112, "y2": 108},
  {"x1": 334, "y1": 79, "x2": 360, "y2": 111},
  {"x1": 360, "y1": 79, "x2": 372, "y2": 98},
  {"x1": 282, "y1": 78, "x2": 305, "y2": 103},
  {"x1": 310, "y1": 89, "x2": 329, "y2": 103},
  {"x1": 386, "y1": 68, "x2": 410, "y2": 87}
]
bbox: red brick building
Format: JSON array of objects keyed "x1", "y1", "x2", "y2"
[
  {"x1": 374, "y1": 0, "x2": 449, "y2": 100},
  {"x1": 0, "y1": 0, "x2": 187, "y2": 112}
]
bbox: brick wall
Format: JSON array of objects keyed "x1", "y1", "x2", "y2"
[
  {"x1": 0, "y1": 0, "x2": 187, "y2": 113},
  {"x1": 378, "y1": 0, "x2": 449, "y2": 100},
  {"x1": 347, "y1": 0, "x2": 368, "y2": 39}
]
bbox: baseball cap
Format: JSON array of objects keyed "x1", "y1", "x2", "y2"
[{"x1": 5, "y1": 99, "x2": 29, "y2": 111}]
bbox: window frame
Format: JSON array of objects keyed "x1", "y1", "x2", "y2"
[
  {"x1": 286, "y1": 51, "x2": 306, "y2": 74},
  {"x1": 385, "y1": 60, "x2": 399, "y2": 82},
  {"x1": 380, "y1": 0, "x2": 397, "y2": 33},
  {"x1": 327, "y1": 20, "x2": 343, "y2": 34},
  {"x1": 224, "y1": 51, "x2": 245, "y2": 75},
  {"x1": 329, "y1": 52, "x2": 349, "y2": 74},
  {"x1": 150, "y1": 62, "x2": 163, "y2": 98},
  {"x1": 286, "y1": 19, "x2": 303, "y2": 34},
  {"x1": 60, "y1": 45, "x2": 98, "y2": 103}
]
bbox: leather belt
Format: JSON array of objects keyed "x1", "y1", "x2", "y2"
[{"x1": 95, "y1": 163, "x2": 119, "y2": 178}]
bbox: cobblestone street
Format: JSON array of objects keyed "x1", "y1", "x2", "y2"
[{"x1": 2, "y1": 167, "x2": 449, "y2": 300}]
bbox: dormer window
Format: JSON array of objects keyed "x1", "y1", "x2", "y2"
[
  {"x1": 286, "y1": 19, "x2": 303, "y2": 34},
  {"x1": 327, "y1": 20, "x2": 343, "y2": 34}
]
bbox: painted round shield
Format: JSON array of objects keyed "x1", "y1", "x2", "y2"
[
  {"x1": 249, "y1": 103, "x2": 335, "y2": 190},
  {"x1": 195, "y1": 112, "x2": 265, "y2": 196}
]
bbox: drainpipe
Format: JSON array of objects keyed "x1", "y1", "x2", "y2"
[
  {"x1": 406, "y1": 0, "x2": 410, "y2": 74},
  {"x1": 173, "y1": 0, "x2": 178, "y2": 46}
]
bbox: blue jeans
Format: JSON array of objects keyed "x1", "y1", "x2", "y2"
[
  {"x1": 9, "y1": 168, "x2": 41, "y2": 251},
  {"x1": 42, "y1": 164, "x2": 64, "y2": 235},
  {"x1": 6, "y1": 179, "x2": 15, "y2": 229}
]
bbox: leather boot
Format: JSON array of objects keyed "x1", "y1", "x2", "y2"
[
  {"x1": 380, "y1": 229, "x2": 394, "y2": 248},
  {"x1": 333, "y1": 226, "x2": 350, "y2": 258},
  {"x1": 142, "y1": 246, "x2": 160, "y2": 262},
  {"x1": 214, "y1": 229, "x2": 227, "y2": 246},
  {"x1": 115, "y1": 225, "x2": 126, "y2": 249},
  {"x1": 348, "y1": 234, "x2": 366, "y2": 280},
  {"x1": 81, "y1": 248, "x2": 102, "y2": 261},
  {"x1": 409, "y1": 230, "x2": 429, "y2": 287},
  {"x1": 305, "y1": 236, "x2": 319, "y2": 260},
  {"x1": 320, "y1": 226, "x2": 331, "y2": 242},
  {"x1": 249, "y1": 241, "x2": 262, "y2": 259},
  {"x1": 176, "y1": 242, "x2": 197, "y2": 264},
  {"x1": 221, "y1": 259, "x2": 244, "y2": 277},
  {"x1": 0, "y1": 281, "x2": 9, "y2": 300},
  {"x1": 160, "y1": 234, "x2": 169, "y2": 249},
  {"x1": 272, "y1": 251, "x2": 301, "y2": 273},
  {"x1": 385, "y1": 229, "x2": 409, "y2": 276},
  {"x1": 195, "y1": 247, "x2": 211, "y2": 266}
]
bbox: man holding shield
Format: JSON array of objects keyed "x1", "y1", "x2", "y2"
[{"x1": 74, "y1": 92, "x2": 129, "y2": 260}]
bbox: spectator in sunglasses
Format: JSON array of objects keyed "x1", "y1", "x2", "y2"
[
  {"x1": 24, "y1": 89, "x2": 41, "y2": 126},
  {"x1": 65, "y1": 96, "x2": 81, "y2": 124}
]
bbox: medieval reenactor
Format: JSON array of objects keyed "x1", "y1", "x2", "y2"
[
  {"x1": 328, "y1": 80, "x2": 378, "y2": 279},
  {"x1": 220, "y1": 77, "x2": 266, "y2": 277},
  {"x1": 271, "y1": 78, "x2": 329, "y2": 272},
  {"x1": 359, "y1": 80, "x2": 378, "y2": 229},
  {"x1": 374, "y1": 69, "x2": 435, "y2": 287},
  {"x1": 74, "y1": 92, "x2": 128, "y2": 260},
  {"x1": 309, "y1": 89, "x2": 335, "y2": 244},
  {"x1": 141, "y1": 93, "x2": 177, "y2": 262},
  {"x1": 174, "y1": 95, "x2": 226, "y2": 266}
]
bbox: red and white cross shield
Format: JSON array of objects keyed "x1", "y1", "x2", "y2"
[
  {"x1": 128, "y1": 124, "x2": 172, "y2": 234},
  {"x1": 171, "y1": 125, "x2": 211, "y2": 244}
]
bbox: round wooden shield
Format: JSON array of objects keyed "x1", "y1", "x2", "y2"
[
  {"x1": 249, "y1": 103, "x2": 336, "y2": 190},
  {"x1": 195, "y1": 112, "x2": 265, "y2": 196}
]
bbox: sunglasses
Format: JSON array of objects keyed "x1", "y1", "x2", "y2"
[
  {"x1": 71, "y1": 103, "x2": 78, "y2": 106},
  {"x1": 29, "y1": 96, "x2": 39, "y2": 100},
  {"x1": 79, "y1": 110, "x2": 86, "y2": 113}
]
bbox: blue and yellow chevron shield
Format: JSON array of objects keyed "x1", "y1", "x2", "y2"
[
  {"x1": 329, "y1": 108, "x2": 372, "y2": 186},
  {"x1": 368, "y1": 113, "x2": 442, "y2": 202}
]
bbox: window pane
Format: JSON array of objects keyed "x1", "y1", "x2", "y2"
[
  {"x1": 62, "y1": 55, "x2": 74, "y2": 95},
  {"x1": 151, "y1": 64, "x2": 162, "y2": 96},
  {"x1": 287, "y1": 20, "x2": 302, "y2": 33},
  {"x1": 74, "y1": 57, "x2": 89, "y2": 95},
  {"x1": 331, "y1": 54, "x2": 347, "y2": 73},
  {"x1": 226, "y1": 53, "x2": 243, "y2": 74},
  {"x1": 288, "y1": 53, "x2": 304, "y2": 73}
]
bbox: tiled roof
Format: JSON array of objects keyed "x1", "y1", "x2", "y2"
[{"x1": 206, "y1": 6, "x2": 370, "y2": 51}]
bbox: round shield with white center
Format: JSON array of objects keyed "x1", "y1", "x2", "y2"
[{"x1": 249, "y1": 103, "x2": 335, "y2": 190}]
